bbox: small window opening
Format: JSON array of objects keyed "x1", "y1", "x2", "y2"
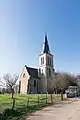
[
  {"x1": 23, "y1": 73, "x2": 25, "y2": 78},
  {"x1": 34, "y1": 80, "x2": 36, "y2": 87}
]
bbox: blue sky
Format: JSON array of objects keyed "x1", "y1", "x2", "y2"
[{"x1": 0, "y1": 0, "x2": 80, "y2": 76}]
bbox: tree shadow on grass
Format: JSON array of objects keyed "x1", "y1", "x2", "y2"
[
  {"x1": 0, "y1": 108, "x2": 23, "y2": 120},
  {"x1": 0, "y1": 103, "x2": 52, "y2": 120}
]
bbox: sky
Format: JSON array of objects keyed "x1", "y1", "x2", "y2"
[{"x1": 0, "y1": 0, "x2": 80, "y2": 76}]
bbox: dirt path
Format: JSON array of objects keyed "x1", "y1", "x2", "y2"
[{"x1": 24, "y1": 99, "x2": 80, "y2": 120}]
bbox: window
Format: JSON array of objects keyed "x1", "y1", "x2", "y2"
[
  {"x1": 47, "y1": 57, "x2": 52, "y2": 66},
  {"x1": 41, "y1": 57, "x2": 44, "y2": 65},
  {"x1": 50, "y1": 58, "x2": 51, "y2": 66},
  {"x1": 48, "y1": 57, "x2": 49, "y2": 65},
  {"x1": 23, "y1": 73, "x2": 25, "y2": 78},
  {"x1": 34, "y1": 80, "x2": 36, "y2": 87},
  {"x1": 51, "y1": 59, "x2": 53, "y2": 66},
  {"x1": 48, "y1": 57, "x2": 50, "y2": 65},
  {"x1": 43, "y1": 57, "x2": 44, "y2": 64},
  {"x1": 41, "y1": 58, "x2": 42, "y2": 65},
  {"x1": 49, "y1": 69, "x2": 51, "y2": 77}
]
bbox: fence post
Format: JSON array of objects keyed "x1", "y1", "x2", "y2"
[
  {"x1": 46, "y1": 93, "x2": 47, "y2": 104},
  {"x1": 12, "y1": 98, "x2": 15, "y2": 110},
  {"x1": 38, "y1": 95, "x2": 39, "y2": 105},
  {"x1": 27, "y1": 97, "x2": 29, "y2": 107},
  {"x1": 51, "y1": 93, "x2": 53, "y2": 103}
]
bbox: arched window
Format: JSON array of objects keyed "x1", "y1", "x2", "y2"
[
  {"x1": 41, "y1": 57, "x2": 42, "y2": 65},
  {"x1": 43, "y1": 57, "x2": 44, "y2": 64},
  {"x1": 23, "y1": 73, "x2": 25, "y2": 78},
  {"x1": 41, "y1": 57, "x2": 44, "y2": 65},
  {"x1": 51, "y1": 59, "x2": 53, "y2": 66},
  {"x1": 49, "y1": 69, "x2": 51, "y2": 77},
  {"x1": 50, "y1": 58, "x2": 52, "y2": 65},
  {"x1": 48, "y1": 57, "x2": 49, "y2": 65}
]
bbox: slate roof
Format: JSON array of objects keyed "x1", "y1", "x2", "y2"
[
  {"x1": 25, "y1": 65, "x2": 39, "y2": 78},
  {"x1": 43, "y1": 34, "x2": 50, "y2": 54}
]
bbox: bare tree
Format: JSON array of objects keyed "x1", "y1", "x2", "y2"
[
  {"x1": 3, "y1": 73, "x2": 18, "y2": 99},
  {"x1": 76, "y1": 74, "x2": 80, "y2": 80},
  {"x1": 76, "y1": 74, "x2": 80, "y2": 88},
  {"x1": 53, "y1": 73, "x2": 76, "y2": 100},
  {"x1": 0, "y1": 78, "x2": 5, "y2": 88}
]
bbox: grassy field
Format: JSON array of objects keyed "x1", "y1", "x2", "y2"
[{"x1": 0, "y1": 94, "x2": 64, "y2": 120}]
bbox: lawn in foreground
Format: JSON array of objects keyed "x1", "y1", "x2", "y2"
[{"x1": 0, "y1": 94, "x2": 62, "y2": 120}]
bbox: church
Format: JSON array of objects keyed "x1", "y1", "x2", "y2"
[{"x1": 19, "y1": 34, "x2": 55, "y2": 94}]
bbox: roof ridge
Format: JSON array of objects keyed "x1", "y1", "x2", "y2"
[{"x1": 25, "y1": 65, "x2": 38, "y2": 70}]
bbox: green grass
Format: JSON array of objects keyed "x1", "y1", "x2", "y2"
[{"x1": 0, "y1": 94, "x2": 64, "y2": 120}]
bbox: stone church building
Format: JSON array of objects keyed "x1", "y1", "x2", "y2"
[{"x1": 19, "y1": 34, "x2": 55, "y2": 94}]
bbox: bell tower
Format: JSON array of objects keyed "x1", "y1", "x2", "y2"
[{"x1": 39, "y1": 33, "x2": 55, "y2": 93}]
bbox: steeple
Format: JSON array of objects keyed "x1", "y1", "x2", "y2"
[
  {"x1": 39, "y1": 33, "x2": 55, "y2": 93},
  {"x1": 43, "y1": 33, "x2": 50, "y2": 54}
]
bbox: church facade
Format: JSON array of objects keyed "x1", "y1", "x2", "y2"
[{"x1": 19, "y1": 34, "x2": 55, "y2": 94}]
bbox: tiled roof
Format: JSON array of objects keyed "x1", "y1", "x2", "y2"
[{"x1": 25, "y1": 65, "x2": 39, "y2": 78}]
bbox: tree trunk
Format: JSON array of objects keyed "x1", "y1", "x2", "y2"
[
  {"x1": 12, "y1": 89, "x2": 14, "y2": 99},
  {"x1": 55, "y1": 89, "x2": 57, "y2": 94},
  {"x1": 61, "y1": 92, "x2": 63, "y2": 100},
  {"x1": 12, "y1": 98, "x2": 15, "y2": 109}
]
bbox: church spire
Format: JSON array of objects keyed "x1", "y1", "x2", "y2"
[{"x1": 43, "y1": 33, "x2": 50, "y2": 54}]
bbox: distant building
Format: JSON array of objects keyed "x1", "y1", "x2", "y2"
[{"x1": 19, "y1": 34, "x2": 55, "y2": 94}]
